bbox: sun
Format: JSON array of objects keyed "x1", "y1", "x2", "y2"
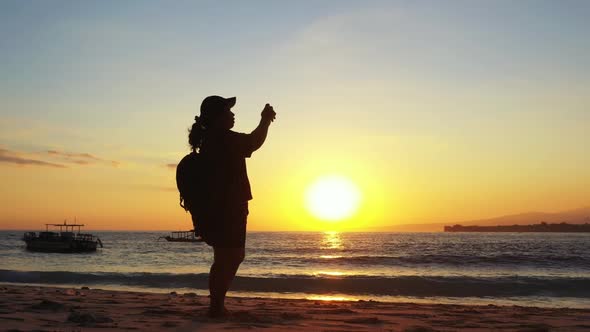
[{"x1": 305, "y1": 175, "x2": 362, "y2": 222}]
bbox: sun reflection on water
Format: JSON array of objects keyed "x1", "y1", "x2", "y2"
[
  {"x1": 306, "y1": 295, "x2": 357, "y2": 302},
  {"x1": 321, "y1": 231, "x2": 343, "y2": 250},
  {"x1": 319, "y1": 255, "x2": 343, "y2": 259},
  {"x1": 314, "y1": 271, "x2": 347, "y2": 277},
  {"x1": 316, "y1": 232, "x2": 346, "y2": 277}
]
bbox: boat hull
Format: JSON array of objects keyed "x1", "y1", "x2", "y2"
[
  {"x1": 24, "y1": 239, "x2": 98, "y2": 253},
  {"x1": 164, "y1": 237, "x2": 203, "y2": 243},
  {"x1": 157, "y1": 230, "x2": 203, "y2": 243}
]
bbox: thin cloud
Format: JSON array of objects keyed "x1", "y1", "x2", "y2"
[
  {"x1": 0, "y1": 147, "x2": 120, "y2": 169},
  {"x1": 47, "y1": 150, "x2": 101, "y2": 161},
  {"x1": 46, "y1": 149, "x2": 120, "y2": 167},
  {"x1": 0, "y1": 148, "x2": 66, "y2": 168},
  {"x1": 165, "y1": 163, "x2": 177, "y2": 170}
]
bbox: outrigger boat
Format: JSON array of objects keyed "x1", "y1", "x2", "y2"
[
  {"x1": 22, "y1": 221, "x2": 103, "y2": 253},
  {"x1": 158, "y1": 230, "x2": 203, "y2": 242}
]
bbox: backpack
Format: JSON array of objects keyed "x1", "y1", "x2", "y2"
[{"x1": 176, "y1": 151, "x2": 202, "y2": 212}]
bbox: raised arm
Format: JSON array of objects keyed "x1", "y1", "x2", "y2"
[{"x1": 250, "y1": 103, "x2": 276, "y2": 151}]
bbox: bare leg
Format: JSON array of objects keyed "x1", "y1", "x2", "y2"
[{"x1": 209, "y1": 247, "x2": 245, "y2": 317}]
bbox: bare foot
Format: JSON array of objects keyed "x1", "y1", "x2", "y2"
[{"x1": 208, "y1": 306, "x2": 230, "y2": 318}]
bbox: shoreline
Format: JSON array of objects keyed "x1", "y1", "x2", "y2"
[
  {"x1": 3, "y1": 281, "x2": 589, "y2": 310},
  {"x1": 2, "y1": 284, "x2": 590, "y2": 331}
]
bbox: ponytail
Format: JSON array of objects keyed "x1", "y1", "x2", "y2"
[{"x1": 188, "y1": 116, "x2": 204, "y2": 152}]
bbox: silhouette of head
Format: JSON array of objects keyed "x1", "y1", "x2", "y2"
[
  {"x1": 188, "y1": 95, "x2": 236, "y2": 151},
  {"x1": 200, "y1": 95, "x2": 236, "y2": 130}
]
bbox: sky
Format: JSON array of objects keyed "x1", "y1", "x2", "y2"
[{"x1": 1, "y1": 0, "x2": 589, "y2": 231}]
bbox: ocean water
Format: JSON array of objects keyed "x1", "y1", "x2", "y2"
[{"x1": 1, "y1": 231, "x2": 589, "y2": 308}]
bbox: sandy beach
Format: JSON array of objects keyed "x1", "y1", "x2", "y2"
[{"x1": 0, "y1": 285, "x2": 589, "y2": 331}]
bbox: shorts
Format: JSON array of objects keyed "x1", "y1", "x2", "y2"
[{"x1": 191, "y1": 202, "x2": 248, "y2": 248}]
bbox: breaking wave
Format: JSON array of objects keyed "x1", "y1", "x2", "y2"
[{"x1": 1, "y1": 269, "x2": 589, "y2": 298}]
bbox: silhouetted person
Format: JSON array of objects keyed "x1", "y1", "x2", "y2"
[{"x1": 187, "y1": 95, "x2": 276, "y2": 317}]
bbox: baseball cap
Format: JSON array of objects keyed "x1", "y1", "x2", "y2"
[{"x1": 200, "y1": 95, "x2": 236, "y2": 117}]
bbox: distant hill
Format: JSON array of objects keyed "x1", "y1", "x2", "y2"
[
  {"x1": 444, "y1": 222, "x2": 590, "y2": 232},
  {"x1": 361, "y1": 206, "x2": 590, "y2": 232},
  {"x1": 457, "y1": 207, "x2": 590, "y2": 227}
]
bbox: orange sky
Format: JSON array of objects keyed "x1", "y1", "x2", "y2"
[{"x1": 1, "y1": 2, "x2": 589, "y2": 231}]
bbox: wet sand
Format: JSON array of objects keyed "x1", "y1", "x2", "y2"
[{"x1": 1, "y1": 284, "x2": 589, "y2": 331}]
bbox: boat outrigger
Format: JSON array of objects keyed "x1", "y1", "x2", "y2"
[
  {"x1": 158, "y1": 230, "x2": 203, "y2": 242},
  {"x1": 22, "y1": 221, "x2": 103, "y2": 253}
]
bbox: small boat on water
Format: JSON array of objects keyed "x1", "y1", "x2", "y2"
[
  {"x1": 22, "y1": 222, "x2": 103, "y2": 253},
  {"x1": 158, "y1": 230, "x2": 203, "y2": 242}
]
